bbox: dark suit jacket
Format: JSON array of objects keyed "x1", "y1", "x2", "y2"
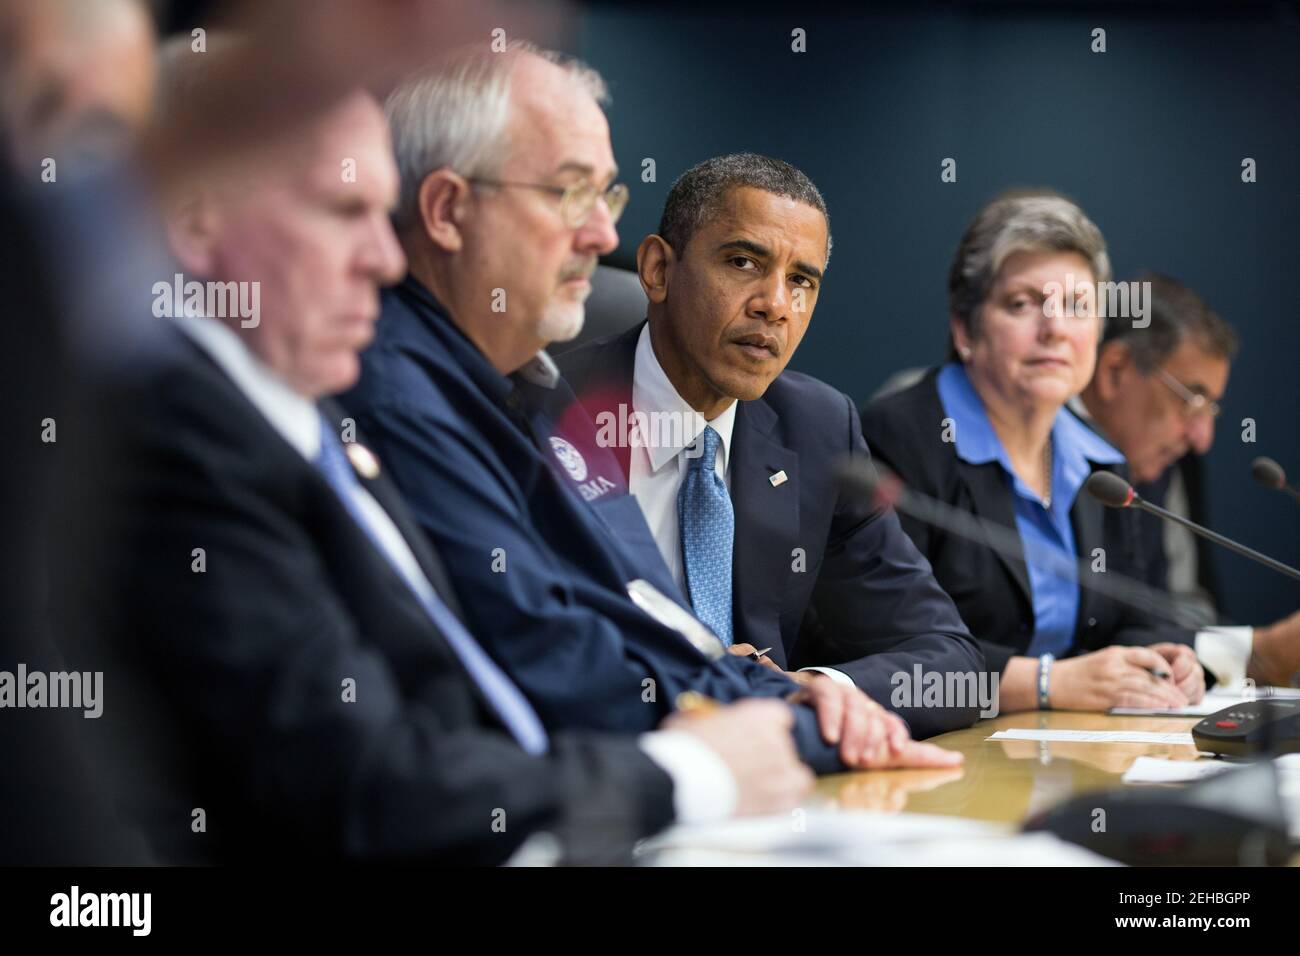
[
  {"x1": 57, "y1": 325, "x2": 673, "y2": 865},
  {"x1": 558, "y1": 323, "x2": 986, "y2": 739},
  {"x1": 861, "y1": 369, "x2": 1192, "y2": 674}
]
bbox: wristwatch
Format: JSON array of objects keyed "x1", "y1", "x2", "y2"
[{"x1": 1037, "y1": 653, "x2": 1054, "y2": 710}]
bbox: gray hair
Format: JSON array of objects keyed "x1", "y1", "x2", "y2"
[
  {"x1": 1102, "y1": 271, "x2": 1237, "y2": 372},
  {"x1": 385, "y1": 41, "x2": 608, "y2": 229},
  {"x1": 658, "y1": 152, "x2": 832, "y2": 262},
  {"x1": 948, "y1": 189, "x2": 1110, "y2": 349}
]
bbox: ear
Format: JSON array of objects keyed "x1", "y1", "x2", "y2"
[
  {"x1": 949, "y1": 313, "x2": 973, "y2": 355},
  {"x1": 1093, "y1": 340, "x2": 1132, "y2": 401},
  {"x1": 637, "y1": 234, "x2": 673, "y2": 304},
  {"x1": 164, "y1": 190, "x2": 221, "y2": 277},
  {"x1": 416, "y1": 169, "x2": 471, "y2": 253}
]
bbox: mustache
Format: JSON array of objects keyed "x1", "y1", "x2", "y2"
[{"x1": 559, "y1": 258, "x2": 598, "y2": 282}]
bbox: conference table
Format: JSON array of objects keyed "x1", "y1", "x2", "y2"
[
  {"x1": 647, "y1": 706, "x2": 1300, "y2": 865},
  {"x1": 815, "y1": 709, "x2": 1204, "y2": 822}
]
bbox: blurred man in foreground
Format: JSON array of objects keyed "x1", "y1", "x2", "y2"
[{"x1": 0, "y1": 0, "x2": 157, "y2": 173}]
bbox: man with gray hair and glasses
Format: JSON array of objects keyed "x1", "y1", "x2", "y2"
[
  {"x1": 340, "y1": 42, "x2": 964, "y2": 791},
  {"x1": 1074, "y1": 272, "x2": 1300, "y2": 687}
]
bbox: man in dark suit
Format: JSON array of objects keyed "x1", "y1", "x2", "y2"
[
  {"x1": 56, "y1": 89, "x2": 813, "y2": 866},
  {"x1": 1073, "y1": 271, "x2": 1300, "y2": 688},
  {"x1": 1075, "y1": 273, "x2": 1234, "y2": 618},
  {"x1": 558, "y1": 153, "x2": 985, "y2": 740}
]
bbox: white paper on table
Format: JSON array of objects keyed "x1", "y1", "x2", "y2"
[
  {"x1": 1122, "y1": 753, "x2": 1300, "y2": 785},
  {"x1": 1110, "y1": 700, "x2": 1235, "y2": 717},
  {"x1": 987, "y1": 728, "x2": 1195, "y2": 745},
  {"x1": 1109, "y1": 685, "x2": 1300, "y2": 717},
  {"x1": 1121, "y1": 755, "x2": 1236, "y2": 783},
  {"x1": 638, "y1": 810, "x2": 1118, "y2": 866}
]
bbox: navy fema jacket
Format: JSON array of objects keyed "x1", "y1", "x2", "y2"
[
  {"x1": 559, "y1": 322, "x2": 987, "y2": 739},
  {"x1": 338, "y1": 275, "x2": 845, "y2": 772}
]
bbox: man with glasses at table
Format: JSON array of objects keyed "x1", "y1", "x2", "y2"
[{"x1": 1073, "y1": 271, "x2": 1300, "y2": 687}]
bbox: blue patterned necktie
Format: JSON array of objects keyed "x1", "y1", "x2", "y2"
[
  {"x1": 314, "y1": 414, "x2": 548, "y2": 755},
  {"x1": 677, "y1": 425, "x2": 734, "y2": 646}
]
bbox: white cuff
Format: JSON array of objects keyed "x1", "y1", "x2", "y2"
[
  {"x1": 637, "y1": 729, "x2": 738, "y2": 825},
  {"x1": 1195, "y1": 626, "x2": 1254, "y2": 688},
  {"x1": 798, "y1": 666, "x2": 856, "y2": 688}
]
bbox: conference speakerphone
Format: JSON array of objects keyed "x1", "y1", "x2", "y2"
[{"x1": 1192, "y1": 699, "x2": 1300, "y2": 757}]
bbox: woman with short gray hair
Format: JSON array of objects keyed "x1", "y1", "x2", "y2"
[{"x1": 862, "y1": 190, "x2": 1207, "y2": 714}]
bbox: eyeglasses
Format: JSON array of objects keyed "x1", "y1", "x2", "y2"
[
  {"x1": 466, "y1": 177, "x2": 629, "y2": 229},
  {"x1": 1156, "y1": 367, "x2": 1221, "y2": 420}
]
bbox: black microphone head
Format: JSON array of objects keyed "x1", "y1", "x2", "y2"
[
  {"x1": 1085, "y1": 470, "x2": 1136, "y2": 508},
  {"x1": 1251, "y1": 456, "x2": 1286, "y2": 490}
]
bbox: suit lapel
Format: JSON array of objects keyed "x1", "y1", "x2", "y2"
[
  {"x1": 609, "y1": 331, "x2": 636, "y2": 480},
  {"x1": 730, "y1": 398, "x2": 799, "y2": 666},
  {"x1": 568, "y1": 324, "x2": 639, "y2": 481},
  {"x1": 317, "y1": 400, "x2": 469, "y2": 621},
  {"x1": 957, "y1": 458, "x2": 1033, "y2": 607},
  {"x1": 358, "y1": 468, "x2": 468, "y2": 617}
]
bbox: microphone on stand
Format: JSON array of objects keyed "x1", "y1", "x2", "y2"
[
  {"x1": 1084, "y1": 471, "x2": 1300, "y2": 584},
  {"x1": 1250, "y1": 456, "x2": 1300, "y2": 506}
]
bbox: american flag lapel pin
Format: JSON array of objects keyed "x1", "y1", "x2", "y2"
[{"x1": 768, "y1": 469, "x2": 788, "y2": 487}]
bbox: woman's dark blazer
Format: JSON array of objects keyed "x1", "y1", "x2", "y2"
[{"x1": 861, "y1": 368, "x2": 1192, "y2": 674}]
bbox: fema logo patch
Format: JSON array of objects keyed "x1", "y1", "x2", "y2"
[{"x1": 548, "y1": 436, "x2": 588, "y2": 482}]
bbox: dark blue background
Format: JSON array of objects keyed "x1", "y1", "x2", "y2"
[{"x1": 573, "y1": 1, "x2": 1300, "y2": 626}]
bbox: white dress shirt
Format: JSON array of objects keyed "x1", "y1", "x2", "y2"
[
  {"x1": 628, "y1": 324, "x2": 737, "y2": 594},
  {"x1": 1066, "y1": 396, "x2": 1252, "y2": 687},
  {"x1": 628, "y1": 324, "x2": 854, "y2": 687},
  {"x1": 172, "y1": 314, "x2": 735, "y2": 824}
]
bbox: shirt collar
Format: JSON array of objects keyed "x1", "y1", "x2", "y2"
[
  {"x1": 935, "y1": 362, "x2": 1004, "y2": 467},
  {"x1": 936, "y1": 361, "x2": 1123, "y2": 508},
  {"x1": 171, "y1": 312, "x2": 321, "y2": 460},
  {"x1": 632, "y1": 322, "x2": 737, "y2": 473}
]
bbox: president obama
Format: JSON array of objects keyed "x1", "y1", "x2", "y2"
[{"x1": 558, "y1": 153, "x2": 986, "y2": 737}]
